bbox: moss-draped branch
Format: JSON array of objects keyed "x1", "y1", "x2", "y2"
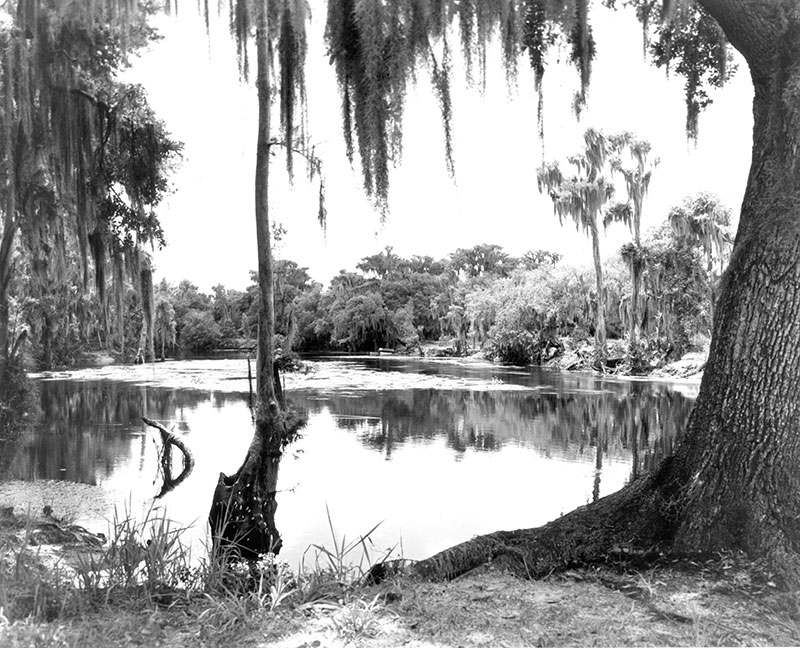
[{"x1": 324, "y1": 0, "x2": 733, "y2": 213}]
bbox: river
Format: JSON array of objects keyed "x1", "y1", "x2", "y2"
[{"x1": 3, "y1": 357, "x2": 697, "y2": 566}]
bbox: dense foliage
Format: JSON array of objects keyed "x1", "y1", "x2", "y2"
[
  {"x1": 0, "y1": 1, "x2": 180, "y2": 372},
  {"x1": 52, "y1": 191, "x2": 726, "y2": 368}
]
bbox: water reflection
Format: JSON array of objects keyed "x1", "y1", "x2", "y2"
[
  {"x1": 291, "y1": 382, "x2": 689, "y2": 477},
  {"x1": 8, "y1": 381, "x2": 248, "y2": 484},
  {"x1": 2, "y1": 359, "x2": 695, "y2": 563}
]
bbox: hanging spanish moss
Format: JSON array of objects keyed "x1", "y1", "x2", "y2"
[
  {"x1": 647, "y1": 3, "x2": 733, "y2": 141},
  {"x1": 568, "y1": 0, "x2": 595, "y2": 117},
  {"x1": 230, "y1": 0, "x2": 251, "y2": 77},
  {"x1": 501, "y1": 1, "x2": 520, "y2": 86},
  {"x1": 212, "y1": 1, "x2": 310, "y2": 177},
  {"x1": 326, "y1": 0, "x2": 594, "y2": 214},
  {"x1": 522, "y1": 0, "x2": 548, "y2": 139},
  {"x1": 325, "y1": 0, "x2": 417, "y2": 216},
  {"x1": 430, "y1": 34, "x2": 455, "y2": 178},
  {"x1": 277, "y1": 0, "x2": 309, "y2": 177},
  {"x1": 323, "y1": 0, "x2": 735, "y2": 214},
  {"x1": 458, "y1": 0, "x2": 477, "y2": 84}
]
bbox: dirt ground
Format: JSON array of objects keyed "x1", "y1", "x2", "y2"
[
  {"x1": 2, "y1": 537, "x2": 799, "y2": 648},
  {"x1": 259, "y1": 560, "x2": 800, "y2": 648}
]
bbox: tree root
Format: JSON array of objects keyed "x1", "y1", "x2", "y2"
[{"x1": 368, "y1": 474, "x2": 679, "y2": 584}]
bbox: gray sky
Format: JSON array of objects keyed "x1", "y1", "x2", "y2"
[{"x1": 127, "y1": 3, "x2": 753, "y2": 292}]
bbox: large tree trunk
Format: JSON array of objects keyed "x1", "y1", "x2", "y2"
[
  {"x1": 208, "y1": 0, "x2": 287, "y2": 562},
  {"x1": 665, "y1": 0, "x2": 800, "y2": 580},
  {"x1": 408, "y1": 2, "x2": 800, "y2": 587}
]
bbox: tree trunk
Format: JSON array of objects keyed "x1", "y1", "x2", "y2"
[
  {"x1": 664, "y1": 2, "x2": 800, "y2": 580},
  {"x1": 589, "y1": 218, "x2": 607, "y2": 362},
  {"x1": 140, "y1": 263, "x2": 155, "y2": 363},
  {"x1": 208, "y1": 0, "x2": 287, "y2": 562},
  {"x1": 627, "y1": 248, "x2": 645, "y2": 369},
  {"x1": 406, "y1": 3, "x2": 800, "y2": 587},
  {"x1": 0, "y1": 118, "x2": 18, "y2": 384},
  {"x1": 0, "y1": 220, "x2": 13, "y2": 380}
]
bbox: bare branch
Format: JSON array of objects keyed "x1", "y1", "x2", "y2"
[{"x1": 142, "y1": 416, "x2": 194, "y2": 498}]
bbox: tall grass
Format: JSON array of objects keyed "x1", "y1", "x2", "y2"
[
  {"x1": 73, "y1": 501, "x2": 197, "y2": 605},
  {"x1": 1, "y1": 501, "x2": 398, "y2": 642}
]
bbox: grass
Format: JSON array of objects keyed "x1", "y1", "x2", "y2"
[{"x1": 1, "y1": 504, "x2": 799, "y2": 647}]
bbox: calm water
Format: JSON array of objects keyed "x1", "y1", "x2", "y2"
[{"x1": 4, "y1": 358, "x2": 696, "y2": 565}]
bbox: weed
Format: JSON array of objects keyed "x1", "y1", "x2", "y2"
[
  {"x1": 299, "y1": 504, "x2": 396, "y2": 600},
  {"x1": 314, "y1": 592, "x2": 390, "y2": 640}
]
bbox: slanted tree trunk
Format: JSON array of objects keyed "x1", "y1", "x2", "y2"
[
  {"x1": 208, "y1": 0, "x2": 288, "y2": 561},
  {"x1": 409, "y1": 2, "x2": 800, "y2": 587}
]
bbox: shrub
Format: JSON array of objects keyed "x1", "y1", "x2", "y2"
[{"x1": 180, "y1": 310, "x2": 222, "y2": 353}]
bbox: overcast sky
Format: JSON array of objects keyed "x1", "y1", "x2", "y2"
[{"x1": 126, "y1": 3, "x2": 753, "y2": 292}]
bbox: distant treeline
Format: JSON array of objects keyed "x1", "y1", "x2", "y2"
[
  {"x1": 10, "y1": 192, "x2": 731, "y2": 370},
  {"x1": 142, "y1": 191, "x2": 731, "y2": 365}
]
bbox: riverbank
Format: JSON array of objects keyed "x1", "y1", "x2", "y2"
[
  {"x1": 1, "y1": 506, "x2": 797, "y2": 647},
  {"x1": 37, "y1": 337, "x2": 708, "y2": 383}
]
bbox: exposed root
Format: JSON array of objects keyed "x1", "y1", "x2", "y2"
[{"x1": 407, "y1": 475, "x2": 673, "y2": 582}]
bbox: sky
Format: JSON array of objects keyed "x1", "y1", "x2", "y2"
[{"x1": 126, "y1": 3, "x2": 754, "y2": 292}]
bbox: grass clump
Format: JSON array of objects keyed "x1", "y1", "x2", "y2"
[{"x1": 0, "y1": 501, "x2": 400, "y2": 645}]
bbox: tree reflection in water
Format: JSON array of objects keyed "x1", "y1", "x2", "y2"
[
  {"x1": 3, "y1": 364, "x2": 694, "y2": 547},
  {"x1": 292, "y1": 382, "x2": 691, "y2": 484},
  {"x1": 6, "y1": 380, "x2": 246, "y2": 486}
]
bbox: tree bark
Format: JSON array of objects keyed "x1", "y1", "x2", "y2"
[
  {"x1": 140, "y1": 262, "x2": 155, "y2": 363},
  {"x1": 666, "y1": 0, "x2": 800, "y2": 580},
  {"x1": 0, "y1": 117, "x2": 18, "y2": 384},
  {"x1": 0, "y1": 211, "x2": 14, "y2": 381},
  {"x1": 208, "y1": 0, "x2": 287, "y2": 562},
  {"x1": 407, "y1": 2, "x2": 800, "y2": 587},
  {"x1": 589, "y1": 218, "x2": 607, "y2": 362}
]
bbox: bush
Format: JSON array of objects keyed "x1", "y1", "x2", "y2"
[
  {"x1": 180, "y1": 310, "x2": 222, "y2": 353},
  {"x1": 484, "y1": 329, "x2": 542, "y2": 365}
]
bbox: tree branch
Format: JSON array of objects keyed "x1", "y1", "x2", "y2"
[
  {"x1": 142, "y1": 417, "x2": 195, "y2": 498},
  {"x1": 267, "y1": 138, "x2": 322, "y2": 170},
  {"x1": 695, "y1": 0, "x2": 784, "y2": 77}
]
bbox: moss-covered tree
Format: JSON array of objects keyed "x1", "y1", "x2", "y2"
[
  {"x1": 607, "y1": 132, "x2": 658, "y2": 364},
  {"x1": 536, "y1": 128, "x2": 615, "y2": 364},
  {"x1": 0, "y1": 0, "x2": 178, "y2": 373},
  {"x1": 668, "y1": 192, "x2": 732, "y2": 329}
]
